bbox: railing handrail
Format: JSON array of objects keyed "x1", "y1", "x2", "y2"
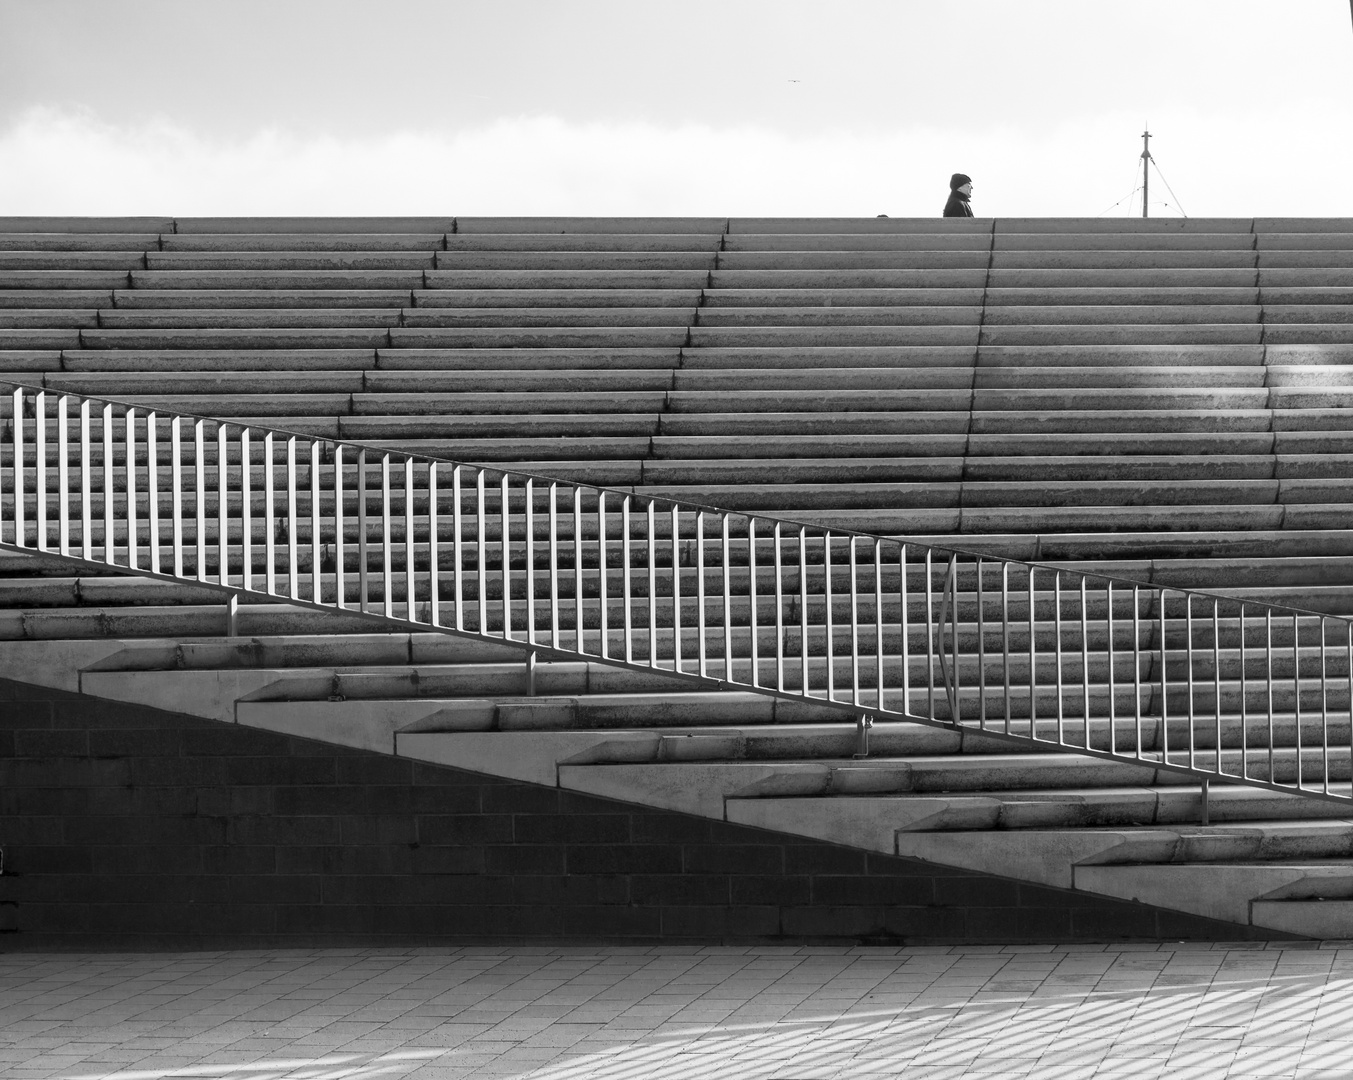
[
  {"x1": 4, "y1": 379, "x2": 1351, "y2": 808},
  {"x1": 3, "y1": 378, "x2": 1347, "y2": 627}
]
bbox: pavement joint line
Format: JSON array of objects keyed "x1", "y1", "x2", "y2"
[{"x1": 2, "y1": 944, "x2": 1352, "y2": 1079}]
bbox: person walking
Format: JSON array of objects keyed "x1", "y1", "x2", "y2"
[{"x1": 944, "y1": 173, "x2": 974, "y2": 217}]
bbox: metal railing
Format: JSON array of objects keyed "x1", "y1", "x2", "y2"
[{"x1": 2, "y1": 381, "x2": 1351, "y2": 806}]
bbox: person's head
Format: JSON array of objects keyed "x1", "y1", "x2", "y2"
[{"x1": 950, "y1": 172, "x2": 973, "y2": 197}]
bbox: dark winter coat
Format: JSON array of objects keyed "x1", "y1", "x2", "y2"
[{"x1": 943, "y1": 190, "x2": 973, "y2": 217}]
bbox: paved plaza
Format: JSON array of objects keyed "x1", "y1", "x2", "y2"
[{"x1": 1, "y1": 943, "x2": 1352, "y2": 1079}]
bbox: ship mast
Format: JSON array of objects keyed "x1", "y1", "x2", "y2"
[{"x1": 1140, "y1": 128, "x2": 1152, "y2": 218}]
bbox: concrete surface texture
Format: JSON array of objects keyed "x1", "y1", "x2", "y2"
[
  {"x1": 6, "y1": 216, "x2": 1353, "y2": 942},
  {"x1": 2, "y1": 943, "x2": 1352, "y2": 1079}
]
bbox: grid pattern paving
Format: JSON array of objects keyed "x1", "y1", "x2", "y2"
[{"x1": 2, "y1": 944, "x2": 1352, "y2": 1079}]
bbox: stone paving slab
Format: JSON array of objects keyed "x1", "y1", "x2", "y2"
[{"x1": 2, "y1": 944, "x2": 1352, "y2": 1078}]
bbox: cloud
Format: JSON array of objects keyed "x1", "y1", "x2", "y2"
[{"x1": 1, "y1": 106, "x2": 1349, "y2": 219}]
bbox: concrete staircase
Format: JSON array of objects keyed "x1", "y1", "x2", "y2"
[{"x1": 5, "y1": 214, "x2": 1353, "y2": 940}]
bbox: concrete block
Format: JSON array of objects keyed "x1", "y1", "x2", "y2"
[
  {"x1": 0, "y1": 639, "x2": 132, "y2": 693},
  {"x1": 236, "y1": 698, "x2": 451, "y2": 754},
  {"x1": 1250, "y1": 900, "x2": 1353, "y2": 938},
  {"x1": 726, "y1": 795, "x2": 986, "y2": 853},
  {"x1": 1073, "y1": 863, "x2": 1320, "y2": 925},
  {"x1": 79, "y1": 668, "x2": 295, "y2": 724},
  {"x1": 896, "y1": 828, "x2": 1171, "y2": 888},
  {"x1": 456, "y1": 216, "x2": 724, "y2": 234},
  {"x1": 173, "y1": 216, "x2": 455, "y2": 233},
  {"x1": 558, "y1": 761, "x2": 833, "y2": 818},
  {"x1": 729, "y1": 217, "x2": 992, "y2": 234},
  {"x1": 398, "y1": 729, "x2": 662, "y2": 786}
]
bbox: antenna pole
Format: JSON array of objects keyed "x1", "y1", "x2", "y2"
[{"x1": 1141, "y1": 127, "x2": 1151, "y2": 219}]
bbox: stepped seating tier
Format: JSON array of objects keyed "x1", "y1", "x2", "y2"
[{"x1": 6, "y1": 215, "x2": 1353, "y2": 941}]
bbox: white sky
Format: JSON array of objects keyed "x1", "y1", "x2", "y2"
[{"x1": 1, "y1": 0, "x2": 1351, "y2": 218}]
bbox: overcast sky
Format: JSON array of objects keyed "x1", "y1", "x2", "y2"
[{"x1": 2, "y1": 0, "x2": 1351, "y2": 217}]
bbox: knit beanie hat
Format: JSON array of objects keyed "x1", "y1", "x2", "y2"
[{"x1": 950, "y1": 173, "x2": 972, "y2": 191}]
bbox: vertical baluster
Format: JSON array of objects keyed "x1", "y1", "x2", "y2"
[
  {"x1": 1159, "y1": 589, "x2": 1170, "y2": 768},
  {"x1": 1105, "y1": 580, "x2": 1116, "y2": 755},
  {"x1": 748, "y1": 518, "x2": 759, "y2": 687},
  {"x1": 1186, "y1": 595, "x2": 1196, "y2": 772},
  {"x1": 977, "y1": 558, "x2": 987, "y2": 729},
  {"x1": 103, "y1": 403, "x2": 114, "y2": 566},
  {"x1": 646, "y1": 501, "x2": 656, "y2": 669},
  {"x1": 1321, "y1": 615, "x2": 1330, "y2": 794},
  {"x1": 721, "y1": 513, "x2": 732, "y2": 684},
  {"x1": 1239, "y1": 602, "x2": 1248, "y2": 779},
  {"x1": 525, "y1": 478, "x2": 535, "y2": 647},
  {"x1": 315, "y1": 442, "x2": 325, "y2": 605},
  {"x1": 848, "y1": 534, "x2": 860, "y2": 707},
  {"x1": 10, "y1": 389, "x2": 23, "y2": 549},
  {"x1": 1053, "y1": 571, "x2": 1064, "y2": 745},
  {"x1": 696, "y1": 511, "x2": 706, "y2": 678},
  {"x1": 240, "y1": 429, "x2": 250, "y2": 591},
  {"x1": 1133, "y1": 585, "x2": 1142, "y2": 758},
  {"x1": 57, "y1": 395, "x2": 69, "y2": 556},
  {"x1": 671, "y1": 504, "x2": 682, "y2": 674},
  {"x1": 428, "y1": 462, "x2": 439, "y2": 626},
  {"x1": 1294, "y1": 611, "x2": 1303, "y2": 790},
  {"x1": 950, "y1": 554, "x2": 960, "y2": 725},
  {"x1": 263, "y1": 432, "x2": 275, "y2": 594},
  {"x1": 598, "y1": 491, "x2": 608, "y2": 659},
  {"x1": 573, "y1": 486, "x2": 583, "y2": 653},
  {"x1": 287, "y1": 437, "x2": 299, "y2": 601},
  {"x1": 1028, "y1": 566, "x2": 1038, "y2": 734},
  {"x1": 824, "y1": 532, "x2": 835, "y2": 703},
  {"x1": 1001, "y1": 561, "x2": 1011, "y2": 733},
  {"x1": 1347, "y1": 623, "x2": 1352, "y2": 799},
  {"x1": 404, "y1": 457, "x2": 415, "y2": 619},
  {"x1": 774, "y1": 522, "x2": 784, "y2": 693},
  {"x1": 358, "y1": 448, "x2": 368, "y2": 612},
  {"x1": 874, "y1": 539, "x2": 884, "y2": 713},
  {"x1": 476, "y1": 471, "x2": 487, "y2": 636},
  {"x1": 548, "y1": 481, "x2": 559, "y2": 649},
  {"x1": 381, "y1": 453, "x2": 392, "y2": 619},
  {"x1": 1266, "y1": 609, "x2": 1275, "y2": 785},
  {"x1": 453, "y1": 465, "x2": 464, "y2": 630},
  {"x1": 900, "y1": 546, "x2": 911, "y2": 717},
  {"x1": 217, "y1": 423, "x2": 228, "y2": 589},
  {"x1": 171, "y1": 416, "x2": 183, "y2": 576},
  {"x1": 334, "y1": 445, "x2": 345, "y2": 608},
  {"x1": 147, "y1": 411, "x2": 160, "y2": 572},
  {"x1": 621, "y1": 496, "x2": 631, "y2": 662},
  {"x1": 925, "y1": 549, "x2": 936, "y2": 717},
  {"x1": 128, "y1": 408, "x2": 139, "y2": 569},
  {"x1": 1080, "y1": 576, "x2": 1089, "y2": 746},
  {"x1": 501, "y1": 474, "x2": 511, "y2": 641},
  {"x1": 0, "y1": 392, "x2": 7, "y2": 546},
  {"x1": 195, "y1": 420, "x2": 206, "y2": 582},
  {"x1": 35, "y1": 391, "x2": 47, "y2": 552},
  {"x1": 1213, "y1": 599, "x2": 1223, "y2": 776},
  {"x1": 798, "y1": 527, "x2": 808, "y2": 697},
  {"x1": 79, "y1": 399, "x2": 91, "y2": 560}
]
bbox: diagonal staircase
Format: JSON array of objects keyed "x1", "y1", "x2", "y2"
[{"x1": 5, "y1": 215, "x2": 1353, "y2": 940}]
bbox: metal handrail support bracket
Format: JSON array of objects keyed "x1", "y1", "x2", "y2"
[{"x1": 853, "y1": 713, "x2": 874, "y2": 759}]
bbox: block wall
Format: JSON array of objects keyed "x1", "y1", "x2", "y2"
[{"x1": 0, "y1": 679, "x2": 1285, "y2": 947}]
